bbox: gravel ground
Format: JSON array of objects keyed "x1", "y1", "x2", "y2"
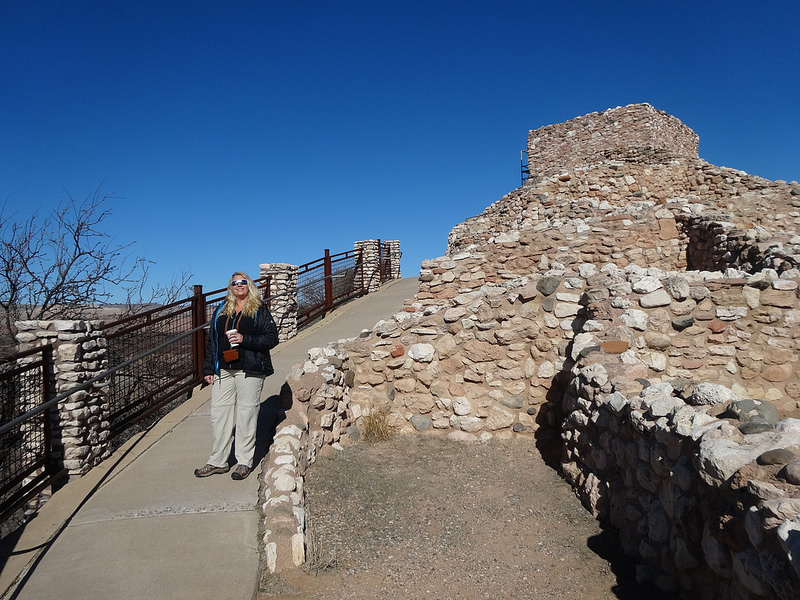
[{"x1": 259, "y1": 434, "x2": 683, "y2": 600}]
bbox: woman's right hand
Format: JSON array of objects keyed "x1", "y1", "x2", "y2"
[{"x1": 204, "y1": 375, "x2": 214, "y2": 385}]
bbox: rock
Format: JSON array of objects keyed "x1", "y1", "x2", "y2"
[
  {"x1": 707, "y1": 318, "x2": 728, "y2": 333},
  {"x1": 724, "y1": 398, "x2": 780, "y2": 426},
  {"x1": 761, "y1": 363, "x2": 794, "y2": 382},
  {"x1": 632, "y1": 276, "x2": 663, "y2": 294},
  {"x1": 452, "y1": 396, "x2": 473, "y2": 416},
  {"x1": 345, "y1": 424, "x2": 360, "y2": 442},
  {"x1": 663, "y1": 276, "x2": 690, "y2": 301},
  {"x1": 410, "y1": 415, "x2": 432, "y2": 431},
  {"x1": 672, "y1": 316, "x2": 695, "y2": 331},
  {"x1": 462, "y1": 341, "x2": 504, "y2": 362},
  {"x1": 758, "y1": 448, "x2": 796, "y2": 466},
  {"x1": 689, "y1": 383, "x2": 738, "y2": 407},
  {"x1": 601, "y1": 340, "x2": 629, "y2": 354},
  {"x1": 644, "y1": 332, "x2": 671, "y2": 350},
  {"x1": 777, "y1": 518, "x2": 800, "y2": 577},
  {"x1": 500, "y1": 395, "x2": 525, "y2": 409},
  {"x1": 584, "y1": 288, "x2": 609, "y2": 303},
  {"x1": 779, "y1": 460, "x2": 800, "y2": 485},
  {"x1": 761, "y1": 289, "x2": 798, "y2": 308},
  {"x1": 619, "y1": 309, "x2": 648, "y2": 331},
  {"x1": 449, "y1": 415, "x2": 483, "y2": 432},
  {"x1": 408, "y1": 343, "x2": 435, "y2": 363},
  {"x1": 536, "y1": 276, "x2": 560, "y2": 296},
  {"x1": 516, "y1": 281, "x2": 539, "y2": 302},
  {"x1": 639, "y1": 289, "x2": 672, "y2": 308},
  {"x1": 446, "y1": 430, "x2": 479, "y2": 442},
  {"x1": 554, "y1": 302, "x2": 580, "y2": 318},
  {"x1": 485, "y1": 406, "x2": 515, "y2": 430},
  {"x1": 698, "y1": 437, "x2": 754, "y2": 485},
  {"x1": 443, "y1": 307, "x2": 467, "y2": 323},
  {"x1": 739, "y1": 421, "x2": 774, "y2": 435},
  {"x1": 373, "y1": 319, "x2": 398, "y2": 336}
]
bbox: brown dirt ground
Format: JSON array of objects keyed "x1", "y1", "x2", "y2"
[{"x1": 257, "y1": 434, "x2": 685, "y2": 600}]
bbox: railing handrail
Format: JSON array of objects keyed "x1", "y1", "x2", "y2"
[
  {"x1": 0, "y1": 323, "x2": 207, "y2": 438},
  {"x1": 1, "y1": 250, "x2": 381, "y2": 437},
  {"x1": 296, "y1": 248, "x2": 361, "y2": 273},
  {"x1": 102, "y1": 277, "x2": 271, "y2": 336},
  {"x1": 0, "y1": 281, "x2": 306, "y2": 439}
]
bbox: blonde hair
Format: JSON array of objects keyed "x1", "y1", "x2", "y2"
[{"x1": 220, "y1": 271, "x2": 262, "y2": 318}]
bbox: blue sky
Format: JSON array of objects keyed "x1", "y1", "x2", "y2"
[{"x1": 1, "y1": 1, "x2": 798, "y2": 301}]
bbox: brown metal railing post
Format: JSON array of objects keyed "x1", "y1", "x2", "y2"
[
  {"x1": 191, "y1": 284, "x2": 205, "y2": 381},
  {"x1": 324, "y1": 249, "x2": 333, "y2": 312}
]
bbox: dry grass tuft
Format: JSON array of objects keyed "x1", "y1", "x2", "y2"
[
  {"x1": 360, "y1": 403, "x2": 393, "y2": 442},
  {"x1": 302, "y1": 511, "x2": 339, "y2": 575}
]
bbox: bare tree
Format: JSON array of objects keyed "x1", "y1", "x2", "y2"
[{"x1": 0, "y1": 187, "x2": 192, "y2": 337}]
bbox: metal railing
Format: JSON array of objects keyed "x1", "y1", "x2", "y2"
[
  {"x1": 0, "y1": 345, "x2": 64, "y2": 526},
  {"x1": 296, "y1": 248, "x2": 365, "y2": 328},
  {"x1": 379, "y1": 240, "x2": 394, "y2": 283},
  {"x1": 0, "y1": 243, "x2": 388, "y2": 526}
]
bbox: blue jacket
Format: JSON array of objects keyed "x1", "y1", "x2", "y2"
[{"x1": 203, "y1": 302, "x2": 279, "y2": 378}]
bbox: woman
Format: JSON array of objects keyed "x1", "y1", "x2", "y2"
[{"x1": 195, "y1": 271, "x2": 279, "y2": 480}]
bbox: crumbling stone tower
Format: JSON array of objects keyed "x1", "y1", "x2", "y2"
[{"x1": 526, "y1": 103, "x2": 699, "y2": 178}]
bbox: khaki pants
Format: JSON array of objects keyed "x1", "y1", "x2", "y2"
[{"x1": 207, "y1": 369, "x2": 264, "y2": 469}]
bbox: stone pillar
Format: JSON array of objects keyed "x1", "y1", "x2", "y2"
[
  {"x1": 14, "y1": 319, "x2": 110, "y2": 478},
  {"x1": 260, "y1": 263, "x2": 299, "y2": 342},
  {"x1": 354, "y1": 240, "x2": 382, "y2": 293},
  {"x1": 384, "y1": 240, "x2": 402, "y2": 280}
]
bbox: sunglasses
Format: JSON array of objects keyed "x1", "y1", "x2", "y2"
[{"x1": 230, "y1": 279, "x2": 248, "y2": 287}]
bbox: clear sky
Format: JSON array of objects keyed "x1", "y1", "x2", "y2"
[{"x1": 1, "y1": 1, "x2": 798, "y2": 301}]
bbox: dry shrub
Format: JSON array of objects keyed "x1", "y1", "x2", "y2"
[
  {"x1": 360, "y1": 402, "x2": 392, "y2": 442},
  {"x1": 302, "y1": 511, "x2": 339, "y2": 575}
]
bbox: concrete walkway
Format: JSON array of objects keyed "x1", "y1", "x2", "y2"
[{"x1": 0, "y1": 277, "x2": 419, "y2": 600}]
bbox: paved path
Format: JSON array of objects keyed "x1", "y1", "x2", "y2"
[{"x1": 0, "y1": 277, "x2": 419, "y2": 600}]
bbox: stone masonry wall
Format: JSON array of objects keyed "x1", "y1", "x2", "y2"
[
  {"x1": 526, "y1": 103, "x2": 699, "y2": 179},
  {"x1": 560, "y1": 264, "x2": 800, "y2": 598},
  {"x1": 264, "y1": 263, "x2": 800, "y2": 597},
  {"x1": 442, "y1": 161, "x2": 798, "y2": 284}
]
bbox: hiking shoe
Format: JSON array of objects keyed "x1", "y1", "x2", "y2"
[
  {"x1": 194, "y1": 463, "x2": 230, "y2": 478},
  {"x1": 231, "y1": 464, "x2": 251, "y2": 480}
]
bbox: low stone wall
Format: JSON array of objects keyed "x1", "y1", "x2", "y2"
[
  {"x1": 260, "y1": 346, "x2": 357, "y2": 573},
  {"x1": 259, "y1": 262, "x2": 800, "y2": 597},
  {"x1": 560, "y1": 265, "x2": 800, "y2": 598}
]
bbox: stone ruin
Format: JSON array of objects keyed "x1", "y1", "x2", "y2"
[{"x1": 260, "y1": 103, "x2": 800, "y2": 599}]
